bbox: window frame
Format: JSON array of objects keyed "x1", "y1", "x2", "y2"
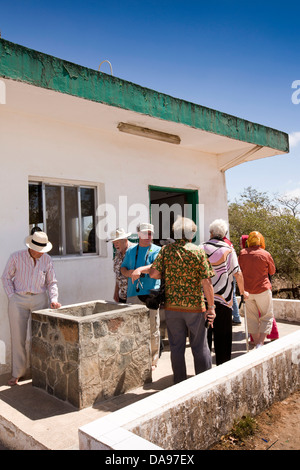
[{"x1": 28, "y1": 177, "x2": 100, "y2": 258}]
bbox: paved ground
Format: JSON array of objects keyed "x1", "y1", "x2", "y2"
[{"x1": 0, "y1": 318, "x2": 298, "y2": 450}]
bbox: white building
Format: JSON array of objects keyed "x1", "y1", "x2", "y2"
[{"x1": 0, "y1": 39, "x2": 289, "y2": 375}]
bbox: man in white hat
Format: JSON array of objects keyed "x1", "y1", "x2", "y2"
[
  {"x1": 121, "y1": 223, "x2": 161, "y2": 369},
  {"x1": 1, "y1": 231, "x2": 61, "y2": 386},
  {"x1": 108, "y1": 228, "x2": 135, "y2": 303}
]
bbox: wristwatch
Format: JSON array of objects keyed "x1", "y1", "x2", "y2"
[{"x1": 207, "y1": 305, "x2": 216, "y2": 309}]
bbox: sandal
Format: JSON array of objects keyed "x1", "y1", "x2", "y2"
[{"x1": 8, "y1": 377, "x2": 19, "y2": 386}]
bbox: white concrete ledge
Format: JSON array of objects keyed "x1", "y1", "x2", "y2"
[
  {"x1": 237, "y1": 296, "x2": 300, "y2": 324},
  {"x1": 78, "y1": 330, "x2": 300, "y2": 450},
  {"x1": 273, "y1": 298, "x2": 300, "y2": 323}
]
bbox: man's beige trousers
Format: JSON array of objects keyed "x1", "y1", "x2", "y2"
[{"x1": 8, "y1": 292, "x2": 48, "y2": 378}]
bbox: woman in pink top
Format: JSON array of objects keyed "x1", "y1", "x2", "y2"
[
  {"x1": 240, "y1": 235, "x2": 279, "y2": 343},
  {"x1": 238, "y1": 232, "x2": 277, "y2": 348}
]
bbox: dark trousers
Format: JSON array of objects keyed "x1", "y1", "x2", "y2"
[
  {"x1": 165, "y1": 310, "x2": 212, "y2": 384},
  {"x1": 207, "y1": 302, "x2": 232, "y2": 366}
]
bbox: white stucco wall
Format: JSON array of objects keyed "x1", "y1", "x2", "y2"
[{"x1": 0, "y1": 95, "x2": 228, "y2": 375}]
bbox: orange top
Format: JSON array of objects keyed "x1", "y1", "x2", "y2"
[{"x1": 238, "y1": 246, "x2": 276, "y2": 294}]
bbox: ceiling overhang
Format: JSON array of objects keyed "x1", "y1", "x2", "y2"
[{"x1": 0, "y1": 39, "x2": 289, "y2": 171}]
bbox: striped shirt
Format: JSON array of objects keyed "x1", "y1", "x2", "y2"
[
  {"x1": 202, "y1": 239, "x2": 240, "y2": 308},
  {"x1": 1, "y1": 249, "x2": 59, "y2": 302}
]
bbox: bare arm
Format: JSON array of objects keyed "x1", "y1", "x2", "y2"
[
  {"x1": 201, "y1": 278, "x2": 216, "y2": 327},
  {"x1": 121, "y1": 266, "x2": 133, "y2": 278},
  {"x1": 113, "y1": 282, "x2": 119, "y2": 302},
  {"x1": 234, "y1": 271, "x2": 249, "y2": 300},
  {"x1": 131, "y1": 264, "x2": 153, "y2": 281},
  {"x1": 149, "y1": 266, "x2": 161, "y2": 280},
  {"x1": 122, "y1": 265, "x2": 153, "y2": 282}
]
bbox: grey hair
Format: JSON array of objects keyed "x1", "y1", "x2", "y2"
[
  {"x1": 173, "y1": 216, "x2": 197, "y2": 240},
  {"x1": 209, "y1": 219, "x2": 228, "y2": 238}
]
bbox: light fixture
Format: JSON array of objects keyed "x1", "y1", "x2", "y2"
[{"x1": 117, "y1": 122, "x2": 181, "y2": 145}]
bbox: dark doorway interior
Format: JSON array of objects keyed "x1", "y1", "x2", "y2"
[{"x1": 149, "y1": 186, "x2": 199, "y2": 246}]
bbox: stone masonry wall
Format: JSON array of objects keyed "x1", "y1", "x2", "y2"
[{"x1": 31, "y1": 302, "x2": 152, "y2": 409}]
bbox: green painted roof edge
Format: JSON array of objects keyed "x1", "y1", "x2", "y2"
[{"x1": 0, "y1": 39, "x2": 289, "y2": 153}]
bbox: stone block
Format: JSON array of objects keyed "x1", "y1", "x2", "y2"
[{"x1": 31, "y1": 300, "x2": 152, "y2": 409}]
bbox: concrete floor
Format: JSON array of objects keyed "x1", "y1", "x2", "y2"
[{"x1": 0, "y1": 318, "x2": 299, "y2": 450}]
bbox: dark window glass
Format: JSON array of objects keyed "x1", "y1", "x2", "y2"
[{"x1": 28, "y1": 182, "x2": 97, "y2": 256}]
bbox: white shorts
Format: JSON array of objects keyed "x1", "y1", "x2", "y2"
[{"x1": 245, "y1": 289, "x2": 274, "y2": 335}]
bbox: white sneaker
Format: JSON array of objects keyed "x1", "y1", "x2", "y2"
[{"x1": 255, "y1": 344, "x2": 263, "y2": 349}]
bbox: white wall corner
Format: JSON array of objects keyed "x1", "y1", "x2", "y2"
[{"x1": 0, "y1": 80, "x2": 6, "y2": 104}]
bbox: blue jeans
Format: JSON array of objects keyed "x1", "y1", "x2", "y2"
[{"x1": 232, "y1": 279, "x2": 241, "y2": 322}]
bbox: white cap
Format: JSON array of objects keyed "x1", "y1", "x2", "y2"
[{"x1": 137, "y1": 223, "x2": 154, "y2": 233}]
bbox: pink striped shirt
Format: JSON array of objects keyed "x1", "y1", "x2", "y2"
[{"x1": 1, "y1": 249, "x2": 58, "y2": 302}]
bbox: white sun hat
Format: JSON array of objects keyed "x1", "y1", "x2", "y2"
[
  {"x1": 25, "y1": 231, "x2": 53, "y2": 253},
  {"x1": 108, "y1": 228, "x2": 131, "y2": 242}
]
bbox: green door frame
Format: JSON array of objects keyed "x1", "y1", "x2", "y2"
[{"x1": 148, "y1": 185, "x2": 199, "y2": 243}]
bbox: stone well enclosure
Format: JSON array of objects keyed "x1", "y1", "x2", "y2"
[{"x1": 31, "y1": 300, "x2": 152, "y2": 409}]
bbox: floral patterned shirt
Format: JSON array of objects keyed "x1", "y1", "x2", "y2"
[
  {"x1": 152, "y1": 240, "x2": 214, "y2": 312},
  {"x1": 113, "y1": 241, "x2": 135, "y2": 300}
]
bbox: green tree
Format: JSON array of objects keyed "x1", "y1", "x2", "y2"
[{"x1": 228, "y1": 187, "x2": 300, "y2": 298}]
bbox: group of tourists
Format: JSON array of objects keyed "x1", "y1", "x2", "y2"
[
  {"x1": 109, "y1": 217, "x2": 277, "y2": 383},
  {"x1": 1, "y1": 217, "x2": 277, "y2": 387}
]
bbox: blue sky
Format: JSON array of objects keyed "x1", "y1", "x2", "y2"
[{"x1": 1, "y1": 1, "x2": 299, "y2": 202}]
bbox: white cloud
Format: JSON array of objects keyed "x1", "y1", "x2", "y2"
[
  {"x1": 289, "y1": 132, "x2": 300, "y2": 148},
  {"x1": 284, "y1": 187, "x2": 300, "y2": 198}
]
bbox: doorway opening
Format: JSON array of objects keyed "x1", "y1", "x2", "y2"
[{"x1": 149, "y1": 186, "x2": 199, "y2": 246}]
